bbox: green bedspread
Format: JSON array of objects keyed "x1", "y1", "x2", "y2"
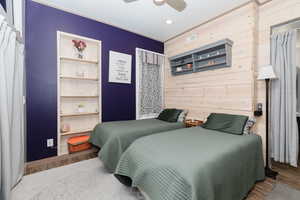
[
  {"x1": 115, "y1": 126, "x2": 265, "y2": 200},
  {"x1": 89, "y1": 118, "x2": 185, "y2": 172}
]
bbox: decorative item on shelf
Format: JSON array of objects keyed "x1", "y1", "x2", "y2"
[
  {"x1": 187, "y1": 63, "x2": 193, "y2": 70},
  {"x1": 76, "y1": 70, "x2": 86, "y2": 78},
  {"x1": 77, "y1": 104, "x2": 85, "y2": 113},
  {"x1": 207, "y1": 60, "x2": 215, "y2": 66},
  {"x1": 72, "y1": 40, "x2": 87, "y2": 59},
  {"x1": 61, "y1": 124, "x2": 70, "y2": 133},
  {"x1": 176, "y1": 67, "x2": 183, "y2": 72},
  {"x1": 210, "y1": 51, "x2": 217, "y2": 57}
]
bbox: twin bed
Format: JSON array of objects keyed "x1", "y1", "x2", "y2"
[
  {"x1": 89, "y1": 111, "x2": 265, "y2": 200},
  {"x1": 89, "y1": 118, "x2": 185, "y2": 172}
]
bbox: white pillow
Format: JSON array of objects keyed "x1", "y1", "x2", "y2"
[
  {"x1": 243, "y1": 118, "x2": 256, "y2": 134},
  {"x1": 177, "y1": 110, "x2": 188, "y2": 122}
]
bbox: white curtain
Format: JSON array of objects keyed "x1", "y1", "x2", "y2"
[
  {"x1": 136, "y1": 49, "x2": 164, "y2": 119},
  {"x1": 270, "y1": 30, "x2": 299, "y2": 167},
  {"x1": 0, "y1": 15, "x2": 25, "y2": 200}
]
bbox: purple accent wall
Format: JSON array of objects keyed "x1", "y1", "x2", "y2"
[
  {"x1": 0, "y1": 0, "x2": 6, "y2": 10},
  {"x1": 25, "y1": 0, "x2": 164, "y2": 161}
]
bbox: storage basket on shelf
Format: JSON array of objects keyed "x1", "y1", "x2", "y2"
[{"x1": 67, "y1": 135, "x2": 91, "y2": 153}]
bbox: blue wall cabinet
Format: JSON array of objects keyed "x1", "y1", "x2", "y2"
[{"x1": 169, "y1": 39, "x2": 233, "y2": 76}]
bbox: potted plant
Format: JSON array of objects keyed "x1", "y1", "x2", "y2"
[{"x1": 72, "y1": 40, "x2": 87, "y2": 59}]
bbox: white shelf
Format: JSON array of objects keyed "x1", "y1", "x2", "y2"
[
  {"x1": 61, "y1": 95, "x2": 99, "y2": 98},
  {"x1": 61, "y1": 112, "x2": 99, "y2": 117},
  {"x1": 60, "y1": 57, "x2": 98, "y2": 64},
  {"x1": 60, "y1": 76, "x2": 98, "y2": 81},
  {"x1": 61, "y1": 128, "x2": 93, "y2": 136},
  {"x1": 58, "y1": 31, "x2": 102, "y2": 155}
]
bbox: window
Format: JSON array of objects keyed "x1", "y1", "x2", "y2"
[{"x1": 136, "y1": 48, "x2": 165, "y2": 119}]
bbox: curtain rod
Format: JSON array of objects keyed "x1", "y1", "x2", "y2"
[
  {"x1": 271, "y1": 28, "x2": 300, "y2": 36},
  {"x1": 136, "y1": 48, "x2": 165, "y2": 56}
]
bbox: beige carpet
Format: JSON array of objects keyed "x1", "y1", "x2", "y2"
[
  {"x1": 13, "y1": 158, "x2": 300, "y2": 200},
  {"x1": 12, "y1": 158, "x2": 145, "y2": 200}
]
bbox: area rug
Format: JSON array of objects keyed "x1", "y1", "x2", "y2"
[
  {"x1": 266, "y1": 183, "x2": 300, "y2": 200},
  {"x1": 13, "y1": 158, "x2": 300, "y2": 200},
  {"x1": 12, "y1": 158, "x2": 145, "y2": 200}
]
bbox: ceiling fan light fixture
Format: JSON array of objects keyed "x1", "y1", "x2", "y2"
[
  {"x1": 153, "y1": 0, "x2": 166, "y2": 6},
  {"x1": 124, "y1": 0, "x2": 187, "y2": 12},
  {"x1": 166, "y1": 19, "x2": 173, "y2": 24}
]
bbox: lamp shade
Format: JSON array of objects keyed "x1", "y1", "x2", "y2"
[{"x1": 257, "y1": 65, "x2": 277, "y2": 80}]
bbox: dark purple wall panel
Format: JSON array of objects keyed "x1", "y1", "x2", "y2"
[
  {"x1": 0, "y1": 0, "x2": 6, "y2": 10},
  {"x1": 25, "y1": 0, "x2": 164, "y2": 161}
]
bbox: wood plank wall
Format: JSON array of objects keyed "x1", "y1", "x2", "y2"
[
  {"x1": 164, "y1": 0, "x2": 300, "y2": 159},
  {"x1": 164, "y1": 2, "x2": 258, "y2": 120}
]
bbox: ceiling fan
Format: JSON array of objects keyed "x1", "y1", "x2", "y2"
[{"x1": 124, "y1": 0, "x2": 187, "y2": 12}]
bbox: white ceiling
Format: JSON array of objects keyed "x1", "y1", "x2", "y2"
[{"x1": 33, "y1": 0, "x2": 250, "y2": 42}]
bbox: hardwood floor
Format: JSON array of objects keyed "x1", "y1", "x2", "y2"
[
  {"x1": 246, "y1": 178, "x2": 276, "y2": 200},
  {"x1": 25, "y1": 147, "x2": 98, "y2": 175},
  {"x1": 272, "y1": 161, "x2": 300, "y2": 190},
  {"x1": 245, "y1": 161, "x2": 300, "y2": 200}
]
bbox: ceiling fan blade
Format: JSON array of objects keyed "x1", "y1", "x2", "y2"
[
  {"x1": 123, "y1": 0, "x2": 139, "y2": 3},
  {"x1": 166, "y1": 0, "x2": 187, "y2": 12}
]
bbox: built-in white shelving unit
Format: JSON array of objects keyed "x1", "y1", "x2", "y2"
[{"x1": 57, "y1": 31, "x2": 102, "y2": 155}]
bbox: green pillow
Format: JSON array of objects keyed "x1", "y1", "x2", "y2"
[
  {"x1": 157, "y1": 109, "x2": 182, "y2": 122},
  {"x1": 202, "y1": 113, "x2": 249, "y2": 135}
]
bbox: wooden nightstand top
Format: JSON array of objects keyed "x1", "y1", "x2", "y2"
[{"x1": 185, "y1": 119, "x2": 204, "y2": 128}]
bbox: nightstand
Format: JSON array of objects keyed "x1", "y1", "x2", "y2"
[{"x1": 185, "y1": 119, "x2": 204, "y2": 128}]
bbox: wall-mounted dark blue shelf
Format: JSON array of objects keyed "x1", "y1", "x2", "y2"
[{"x1": 169, "y1": 39, "x2": 233, "y2": 76}]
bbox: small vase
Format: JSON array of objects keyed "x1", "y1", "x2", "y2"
[
  {"x1": 74, "y1": 47, "x2": 84, "y2": 59},
  {"x1": 78, "y1": 107, "x2": 84, "y2": 113},
  {"x1": 61, "y1": 124, "x2": 70, "y2": 133},
  {"x1": 77, "y1": 50, "x2": 84, "y2": 59},
  {"x1": 76, "y1": 70, "x2": 85, "y2": 78}
]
